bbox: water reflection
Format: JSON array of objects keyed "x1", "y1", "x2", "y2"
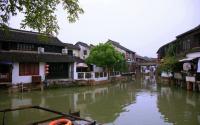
[
  {"x1": 0, "y1": 76, "x2": 200, "y2": 125},
  {"x1": 157, "y1": 85, "x2": 200, "y2": 125}
]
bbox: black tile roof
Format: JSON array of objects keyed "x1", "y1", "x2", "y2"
[
  {"x1": 0, "y1": 27, "x2": 65, "y2": 46},
  {"x1": 75, "y1": 41, "x2": 90, "y2": 48},
  {"x1": 156, "y1": 40, "x2": 176, "y2": 53},
  {"x1": 0, "y1": 51, "x2": 74, "y2": 63},
  {"x1": 63, "y1": 43, "x2": 80, "y2": 50},
  {"x1": 73, "y1": 57, "x2": 85, "y2": 63},
  {"x1": 176, "y1": 25, "x2": 200, "y2": 38},
  {"x1": 135, "y1": 54, "x2": 147, "y2": 61},
  {"x1": 157, "y1": 25, "x2": 200, "y2": 53},
  {"x1": 107, "y1": 39, "x2": 135, "y2": 53}
]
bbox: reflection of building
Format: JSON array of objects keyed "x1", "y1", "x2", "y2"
[
  {"x1": 71, "y1": 87, "x2": 109, "y2": 110},
  {"x1": 83, "y1": 83, "x2": 136, "y2": 123},
  {"x1": 141, "y1": 75, "x2": 157, "y2": 91},
  {"x1": 157, "y1": 86, "x2": 200, "y2": 125},
  {"x1": 3, "y1": 82, "x2": 136, "y2": 123}
]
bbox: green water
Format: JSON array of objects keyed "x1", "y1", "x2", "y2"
[{"x1": 0, "y1": 76, "x2": 200, "y2": 125}]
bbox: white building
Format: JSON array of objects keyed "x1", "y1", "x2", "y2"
[
  {"x1": 107, "y1": 39, "x2": 136, "y2": 72},
  {"x1": 75, "y1": 42, "x2": 91, "y2": 60},
  {"x1": 0, "y1": 28, "x2": 75, "y2": 85}
]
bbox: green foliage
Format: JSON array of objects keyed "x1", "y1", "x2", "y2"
[
  {"x1": 86, "y1": 43, "x2": 125, "y2": 71},
  {"x1": 114, "y1": 60, "x2": 128, "y2": 72},
  {"x1": 157, "y1": 43, "x2": 181, "y2": 75},
  {"x1": 157, "y1": 56, "x2": 178, "y2": 74},
  {"x1": 166, "y1": 44, "x2": 176, "y2": 57},
  {"x1": 0, "y1": 0, "x2": 84, "y2": 35}
]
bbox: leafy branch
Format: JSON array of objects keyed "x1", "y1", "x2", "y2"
[{"x1": 0, "y1": 0, "x2": 84, "y2": 35}]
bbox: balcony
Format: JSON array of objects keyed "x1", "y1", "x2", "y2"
[
  {"x1": 0, "y1": 73, "x2": 11, "y2": 83},
  {"x1": 76, "y1": 71, "x2": 121, "y2": 81}
]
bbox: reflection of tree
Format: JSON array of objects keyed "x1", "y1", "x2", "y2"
[
  {"x1": 84, "y1": 84, "x2": 136, "y2": 123},
  {"x1": 29, "y1": 83, "x2": 136, "y2": 123},
  {"x1": 157, "y1": 86, "x2": 200, "y2": 125},
  {"x1": 1, "y1": 83, "x2": 137, "y2": 124}
]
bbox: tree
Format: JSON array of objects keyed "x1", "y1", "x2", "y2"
[
  {"x1": 166, "y1": 44, "x2": 176, "y2": 57},
  {"x1": 0, "y1": 0, "x2": 84, "y2": 35},
  {"x1": 86, "y1": 43, "x2": 125, "y2": 78},
  {"x1": 156, "y1": 44, "x2": 181, "y2": 75},
  {"x1": 157, "y1": 56, "x2": 178, "y2": 74}
]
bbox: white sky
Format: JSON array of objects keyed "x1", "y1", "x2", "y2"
[{"x1": 9, "y1": 0, "x2": 200, "y2": 57}]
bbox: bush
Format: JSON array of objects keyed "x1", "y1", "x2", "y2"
[{"x1": 157, "y1": 56, "x2": 181, "y2": 75}]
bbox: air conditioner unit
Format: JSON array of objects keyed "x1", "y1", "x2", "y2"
[
  {"x1": 38, "y1": 47, "x2": 44, "y2": 53},
  {"x1": 62, "y1": 49, "x2": 68, "y2": 54}
]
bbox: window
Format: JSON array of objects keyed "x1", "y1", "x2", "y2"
[
  {"x1": 187, "y1": 39, "x2": 191, "y2": 50},
  {"x1": 17, "y1": 44, "x2": 34, "y2": 51},
  {"x1": 84, "y1": 50, "x2": 87, "y2": 55},
  {"x1": 197, "y1": 34, "x2": 200, "y2": 46},
  {"x1": 2, "y1": 43, "x2": 9, "y2": 50},
  {"x1": 126, "y1": 52, "x2": 129, "y2": 59},
  {"x1": 68, "y1": 50, "x2": 73, "y2": 56},
  {"x1": 19, "y1": 63, "x2": 39, "y2": 76}
]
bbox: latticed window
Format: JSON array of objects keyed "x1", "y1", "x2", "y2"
[
  {"x1": 19, "y1": 63, "x2": 39, "y2": 76},
  {"x1": 17, "y1": 44, "x2": 34, "y2": 51},
  {"x1": 68, "y1": 50, "x2": 73, "y2": 56}
]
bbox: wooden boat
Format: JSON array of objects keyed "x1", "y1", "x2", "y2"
[{"x1": 0, "y1": 105, "x2": 98, "y2": 125}]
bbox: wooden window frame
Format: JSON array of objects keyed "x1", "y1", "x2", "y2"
[
  {"x1": 19, "y1": 63, "x2": 39, "y2": 76},
  {"x1": 68, "y1": 50, "x2": 73, "y2": 56},
  {"x1": 83, "y1": 50, "x2": 87, "y2": 55}
]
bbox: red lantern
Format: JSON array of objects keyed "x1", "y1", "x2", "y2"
[{"x1": 45, "y1": 64, "x2": 49, "y2": 74}]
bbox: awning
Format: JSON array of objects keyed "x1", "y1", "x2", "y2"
[
  {"x1": 179, "y1": 57, "x2": 197, "y2": 62},
  {"x1": 0, "y1": 61, "x2": 13, "y2": 64},
  {"x1": 76, "y1": 63, "x2": 88, "y2": 67}
]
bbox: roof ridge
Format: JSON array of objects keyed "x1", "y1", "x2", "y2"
[
  {"x1": 107, "y1": 39, "x2": 135, "y2": 53},
  {"x1": 0, "y1": 27, "x2": 64, "y2": 46},
  {"x1": 75, "y1": 41, "x2": 90, "y2": 48},
  {"x1": 0, "y1": 27, "x2": 55, "y2": 38},
  {"x1": 176, "y1": 24, "x2": 200, "y2": 38}
]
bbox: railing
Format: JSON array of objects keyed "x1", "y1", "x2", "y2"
[
  {"x1": 110, "y1": 71, "x2": 120, "y2": 77},
  {"x1": 0, "y1": 73, "x2": 11, "y2": 82},
  {"x1": 32, "y1": 75, "x2": 42, "y2": 83},
  {"x1": 76, "y1": 71, "x2": 121, "y2": 81}
]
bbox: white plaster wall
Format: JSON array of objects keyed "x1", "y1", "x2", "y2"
[
  {"x1": 73, "y1": 62, "x2": 78, "y2": 79},
  {"x1": 79, "y1": 45, "x2": 90, "y2": 59},
  {"x1": 79, "y1": 45, "x2": 83, "y2": 59},
  {"x1": 64, "y1": 46, "x2": 80, "y2": 57},
  {"x1": 12, "y1": 62, "x2": 45, "y2": 85},
  {"x1": 73, "y1": 50, "x2": 80, "y2": 57},
  {"x1": 40, "y1": 62, "x2": 46, "y2": 81}
]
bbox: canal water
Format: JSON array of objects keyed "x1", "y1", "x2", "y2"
[{"x1": 0, "y1": 76, "x2": 200, "y2": 125}]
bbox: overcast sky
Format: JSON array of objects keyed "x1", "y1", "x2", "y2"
[{"x1": 9, "y1": 0, "x2": 200, "y2": 57}]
